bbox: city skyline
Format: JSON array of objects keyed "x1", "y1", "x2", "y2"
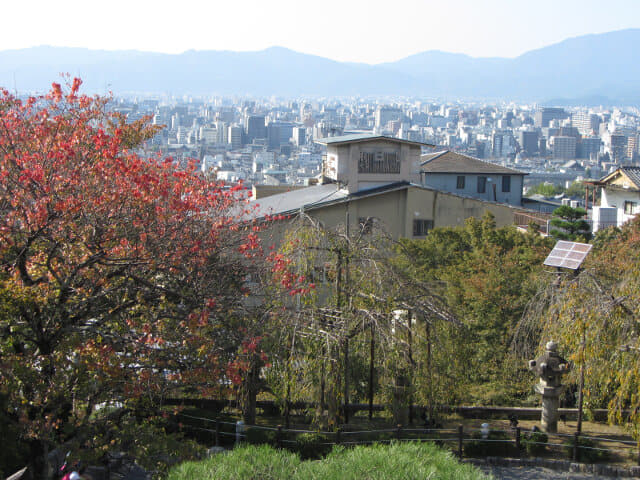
[{"x1": 6, "y1": 0, "x2": 640, "y2": 64}]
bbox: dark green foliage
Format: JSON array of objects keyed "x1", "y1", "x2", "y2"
[
  {"x1": 0, "y1": 394, "x2": 29, "y2": 478},
  {"x1": 522, "y1": 430, "x2": 548, "y2": 456},
  {"x1": 550, "y1": 205, "x2": 592, "y2": 241},
  {"x1": 563, "y1": 436, "x2": 610, "y2": 463},
  {"x1": 294, "y1": 432, "x2": 333, "y2": 460},
  {"x1": 464, "y1": 430, "x2": 518, "y2": 457},
  {"x1": 245, "y1": 426, "x2": 277, "y2": 446},
  {"x1": 398, "y1": 213, "x2": 553, "y2": 404}
]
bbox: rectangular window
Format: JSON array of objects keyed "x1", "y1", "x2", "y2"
[
  {"x1": 413, "y1": 219, "x2": 434, "y2": 236},
  {"x1": 456, "y1": 175, "x2": 465, "y2": 189},
  {"x1": 624, "y1": 201, "x2": 637, "y2": 215},
  {"x1": 477, "y1": 176, "x2": 487, "y2": 194},
  {"x1": 358, "y1": 151, "x2": 400, "y2": 174},
  {"x1": 502, "y1": 175, "x2": 511, "y2": 193}
]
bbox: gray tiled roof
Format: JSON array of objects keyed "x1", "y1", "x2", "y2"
[
  {"x1": 421, "y1": 150, "x2": 525, "y2": 175},
  {"x1": 315, "y1": 134, "x2": 432, "y2": 147},
  {"x1": 247, "y1": 181, "x2": 413, "y2": 220},
  {"x1": 621, "y1": 166, "x2": 640, "y2": 189},
  {"x1": 249, "y1": 183, "x2": 349, "y2": 219}
]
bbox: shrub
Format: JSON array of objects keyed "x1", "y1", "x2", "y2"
[
  {"x1": 464, "y1": 430, "x2": 518, "y2": 457},
  {"x1": 563, "y1": 436, "x2": 610, "y2": 463},
  {"x1": 522, "y1": 430, "x2": 548, "y2": 456},
  {"x1": 168, "y1": 442, "x2": 492, "y2": 480},
  {"x1": 245, "y1": 426, "x2": 277, "y2": 446},
  {"x1": 294, "y1": 432, "x2": 333, "y2": 460}
]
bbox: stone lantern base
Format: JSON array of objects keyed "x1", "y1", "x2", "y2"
[{"x1": 535, "y1": 384, "x2": 566, "y2": 433}]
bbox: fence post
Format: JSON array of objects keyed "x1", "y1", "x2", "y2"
[
  {"x1": 637, "y1": 443, "x2": 640, "y2": 466},
  {"x1": 573, "y1": 431, "x2": 580, "y2": 462},
  {"x1": 515, "y1": 427, "x2": 521, "y2": 453},
  {"x1": 215, "y1": 418, "x2": 220, "y2": 447},
  {"x1": 336, "y1": 427, "x2": 342, "y2": 445},
  {"x1": 458, "y1": 425, "x2": 464, "y2": 458},
  {"x1": 276, "y1": 425, "x2": 283, "y2": 449},
  {"x1": 396, "y1": 424, "x2": 402, "y2": 441}
]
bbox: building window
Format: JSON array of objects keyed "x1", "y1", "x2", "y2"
[
  {"x1": 358, "y1": 151, "x2": 400, "y2": 174},
  {"x1": 456, "y1": 176, "x2": 465, "y2": 189},
  {"x1": 502, "y1": 175, "x2": 511, "y2": 193},
  {"x1": 477, "y1": 176, "x2": 487, "y2": 194},
  {"x1": 413, "y1": 219, "x2": 433, "y2": 236},
  {"x1": 624, "y1": 201, "x2": 637, "y2": 215},
  {"x1": 358, "y1": 217, "x2": 376, "y2": 234}
]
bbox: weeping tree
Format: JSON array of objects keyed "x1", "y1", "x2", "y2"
[
  {"x1": 260, "y1": 213, "x2": 457, "y2": 428},
  {"x1": 513, "y1": 219, "x2": 640, "y2": 436}
]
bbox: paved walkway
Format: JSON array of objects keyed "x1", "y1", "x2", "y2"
[{"x1": 480, "y1": 465, "x2": 633, "y2": 479}]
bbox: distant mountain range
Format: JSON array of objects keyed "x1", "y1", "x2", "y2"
[{"x1": 1, "y1": 29, "x2": 640, "y2": 103}]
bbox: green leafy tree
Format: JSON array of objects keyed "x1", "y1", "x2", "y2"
[
  {"x1": 528, "y1": 182, "x2": 562, "y2": 197},
  {"x1": 399, "y1": 213, "x2": 553, "y2": 404},
  {"x1": 550, "y1": 205, "x2": 592, "y2": 241}
]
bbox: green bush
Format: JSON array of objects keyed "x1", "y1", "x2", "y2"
[
  {"x1": 522, "y1": 431, "x2": 548, "y2": 456},
  {"x1": 464, "y1": 430, "x2": 518, "y2": 457},
  {"x1": 168, "y1": 442, "x2": 492, "y2": 480},
  {"x1": 563, "y1": 436, "x2": 610, "y2": 463},
  {"x1": 294, "y1": 432, "x2": 332, "y2": 460},
  {"x1": 245, "y1": 426, "x2": 277, "y2": 446}
]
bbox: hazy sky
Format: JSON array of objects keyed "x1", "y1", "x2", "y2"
[{"x1": 5, "y1": 0, "x2": 640, "y2": 63}]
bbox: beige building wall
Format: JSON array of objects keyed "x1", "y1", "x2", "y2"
[{"x1": 258, "y1": 185, "x2": 519, "y2": 248}]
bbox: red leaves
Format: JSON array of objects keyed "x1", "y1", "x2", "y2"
[
  {"x1": 50, "y1": 82, "x2": 63, "y2": 102},
  {"x1": 0, "y1": 78, "x2": 280, "y2": 448}
]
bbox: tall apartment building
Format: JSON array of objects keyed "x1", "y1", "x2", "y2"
[
  {"x1": 215, "y1": 121, "x2": 228, "y2": 144},
  {"x1": 535, "y1": 107, "x2": 568, "y2": 127},
  {"x1": 245, "y1": 115, "x2": 266, "y2": 143},
  {"x1": 578, "y1": 137, "x2": 601, "y2": 159},
  {"x1": 628, "y1": 134, "x2": 639, "y2": 161},
  {"x1": 292, "y1": 126, "x2": 306, "y2": 146},
  {"x1": 228, "y1": 125, "x2": 243, "y2": 150},
  {"x1": 610, "y1": 134, "x2": 628, "y2": 163},
  {"x1": 571, "y1": 112, "x2": 600, "y2": 135},
  {"x1": 517, "y1": 130, "x2": 539, "y2": 155},
  {"x1": 551, "y1": 136, "x2": 577, "y2": 160},
  {"x1": 491, "y1": 130, "x2": 515, "y2": 157},
  {"x1": 199, "y1": 126, "x2": 219, "y2": 144},
  {"x1": 375, "y1": 106, "x2": 403, "y2": 129}
]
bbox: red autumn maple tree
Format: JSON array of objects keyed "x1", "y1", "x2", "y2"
[{"x1": 0, "y1": 80, "x2": 263, "y2": 474}]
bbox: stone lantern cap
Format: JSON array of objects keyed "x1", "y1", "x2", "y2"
[{"x1": 528, "y1": 341, "x2": 571, "y2": 389}]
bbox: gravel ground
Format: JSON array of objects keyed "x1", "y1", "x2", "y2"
[{"x1": 479, "y1": 465, "x2": 634, "y2": 479}]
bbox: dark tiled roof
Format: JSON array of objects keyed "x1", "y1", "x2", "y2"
[
  {"x1": 420, "y1": 150, "x2": 525, "y2": 175},
  {"x1": 621, "y1": 166, "x2": 640, "y2": 189}
]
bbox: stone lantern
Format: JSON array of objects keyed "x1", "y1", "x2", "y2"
[{"x1": 528, "y1": 340, "x2": 570, "y2": 433}]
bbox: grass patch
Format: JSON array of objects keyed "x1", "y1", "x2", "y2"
[{"x1": 168, "y1": 442, "x2": 491, "y2": 480}]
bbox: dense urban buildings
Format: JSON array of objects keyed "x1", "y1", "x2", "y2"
[{"x1": 118, "y1": 95, "x2": 639, "y2": 210}]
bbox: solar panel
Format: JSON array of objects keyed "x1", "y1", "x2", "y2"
[{"x1": 543, "y1": 240, "x2": 592, "y2": 270}]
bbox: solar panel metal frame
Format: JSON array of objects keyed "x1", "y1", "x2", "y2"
[{"x1": 543, "y1": 240, "x2": 592, "y2": 270}]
